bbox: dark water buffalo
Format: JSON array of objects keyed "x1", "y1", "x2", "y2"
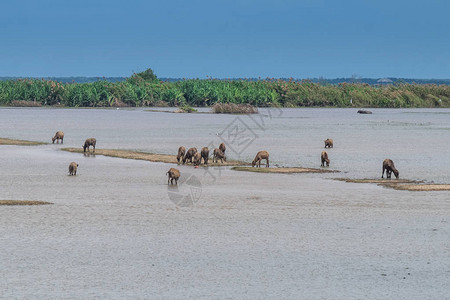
[
  {"x1": 201, "y1": 147, "x2": 209, "y2": 165},
  {"x1": 382, "y1": 159, "x2": 399, "y2": 179},
  {"x1": 219, "y1": 142, "x2": 226, "y2": 154},
  {"x1": 83, "y1": 138, "x2": 96, "y2": 153}
]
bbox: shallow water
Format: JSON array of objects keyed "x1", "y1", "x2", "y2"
[
  {"x1": 0, "y1": 107, "x2": 449, "y2": 299},
  {"x1": 1, "y1": 107, "x2": 449, "y2": 182}
]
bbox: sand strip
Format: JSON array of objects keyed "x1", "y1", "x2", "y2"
[
  {"x1": 0, "y1": 200, "x2": 52, "y2": 206},
  {"x1": 391, "y1": 184, "x2": 450, "y2": 191},
  {"x1": 61, "y1": 148, "x2": 248, "y2": 166},
  {"x1": 0, "y1": 138, "x2": 47, "y2": 146},
  {"x1": 334, "y1": 178, "x2": 450, "y2": 191},
  {"x1": 335, "y1": 178, "x2": 419, "y2": 184}
]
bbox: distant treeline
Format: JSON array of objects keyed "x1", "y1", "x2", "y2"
[
  {"x1": 0, "y1": 76, "x2": 125, "y2": 83},
  {"x1": 0, "y1": 69, "x2": 449, "y2": 108}
]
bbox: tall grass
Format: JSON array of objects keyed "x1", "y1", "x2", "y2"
[{"x1": 1, "y1": 71, "x2": 449, "y2": 108}]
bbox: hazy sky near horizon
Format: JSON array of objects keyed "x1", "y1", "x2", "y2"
[{"x1": 1, "y1": 0, "x2": 449, "y2": 78}]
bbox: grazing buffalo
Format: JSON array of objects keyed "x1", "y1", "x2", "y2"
[
  {"x1": 213, "y1": 148, "x2": 226, "y2": 163},
  {"x1": 52, "y1": 131, "x2": 64, "y2": 144},
  {"x1": 193, "y1": 152, "x2": 202, "y2": 166},
  {"x1": 83, "y1": 138, "x2": 96, "y2": 153},
  {"x1": 382, "y1": 159, "x2": 399, "y2": 179},
  {"x1": 167, "y1": 168, "x2": 180, "y2": 185},
  {"x1": 177, "y1": 146, "x2": 186, "y2": 163},
  {"x1": 252, "y1": 151, "x2": 269, "y2": 168},
  {"x1": 201, "y1": 147, "x2": 209, "y2": 165},
  {"x1": 183, "y1": 147, "x2": 197, "y2": 164},
  {"x1": 321, "y1": 151, "x2": 330, "y2": 167},
  {"x1": 324, "y1": 138, "x2": 333, "y2": 148}
]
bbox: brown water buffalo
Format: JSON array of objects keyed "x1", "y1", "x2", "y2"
[
  {"x1": 183, "y1": 147, "x2": 197, "y2": 164},
  {"x1": 167, "y1": 168, "x2": 180, "y2": 184},
  {"x1": 83, "y1": 138, "x2": 96, "y2": 153},
  {"x1": 382, "y1": 159, "x2": 399, "y2": 179},
  {"x1": 177, "y1": 146, "x2": 186, "y2": 163},
  {"x1": 321, "y1": 151, "x2": 330, "y2": 167},
  {"x1": 213, "y1": 148, "x2": 226, "y2": 163},
  {"x1": 52, "y1": 131, "x2": 64, "y2": 144},
  {"x1": 201, "y1": 147, "x2": 209, "y2": 164},
  {"x1": 324, "y1": 138, "x2": 333, "y2": 148},
  {"x1": 219, "y1": 142, "x2": 226, "y2": 154},
  {"x1": 252, "y1": 151, "x2": 269, "y2": 167},
  {"x1": 69, "y1": 162, "x2": 78, "y2": 176},
  {"x1": 193, "y1": 152, "x2": 202, "y2": 166}
]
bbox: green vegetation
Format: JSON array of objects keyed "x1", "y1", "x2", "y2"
[{"x1": 1, "y1": 69, "x2": 449, "y2": 108}]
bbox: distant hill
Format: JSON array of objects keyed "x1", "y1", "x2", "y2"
[{"x1": 0, "y1": 76, "x2": 449, "y2": 85}]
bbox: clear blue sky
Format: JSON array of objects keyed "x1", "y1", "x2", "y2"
[{"x1": 1, "y1": 0, "x2": 449, "y2": 78}]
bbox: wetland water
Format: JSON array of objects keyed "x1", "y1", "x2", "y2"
[{"x1": 0, "y1": 107, "x2": 449, "y2": 298}]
